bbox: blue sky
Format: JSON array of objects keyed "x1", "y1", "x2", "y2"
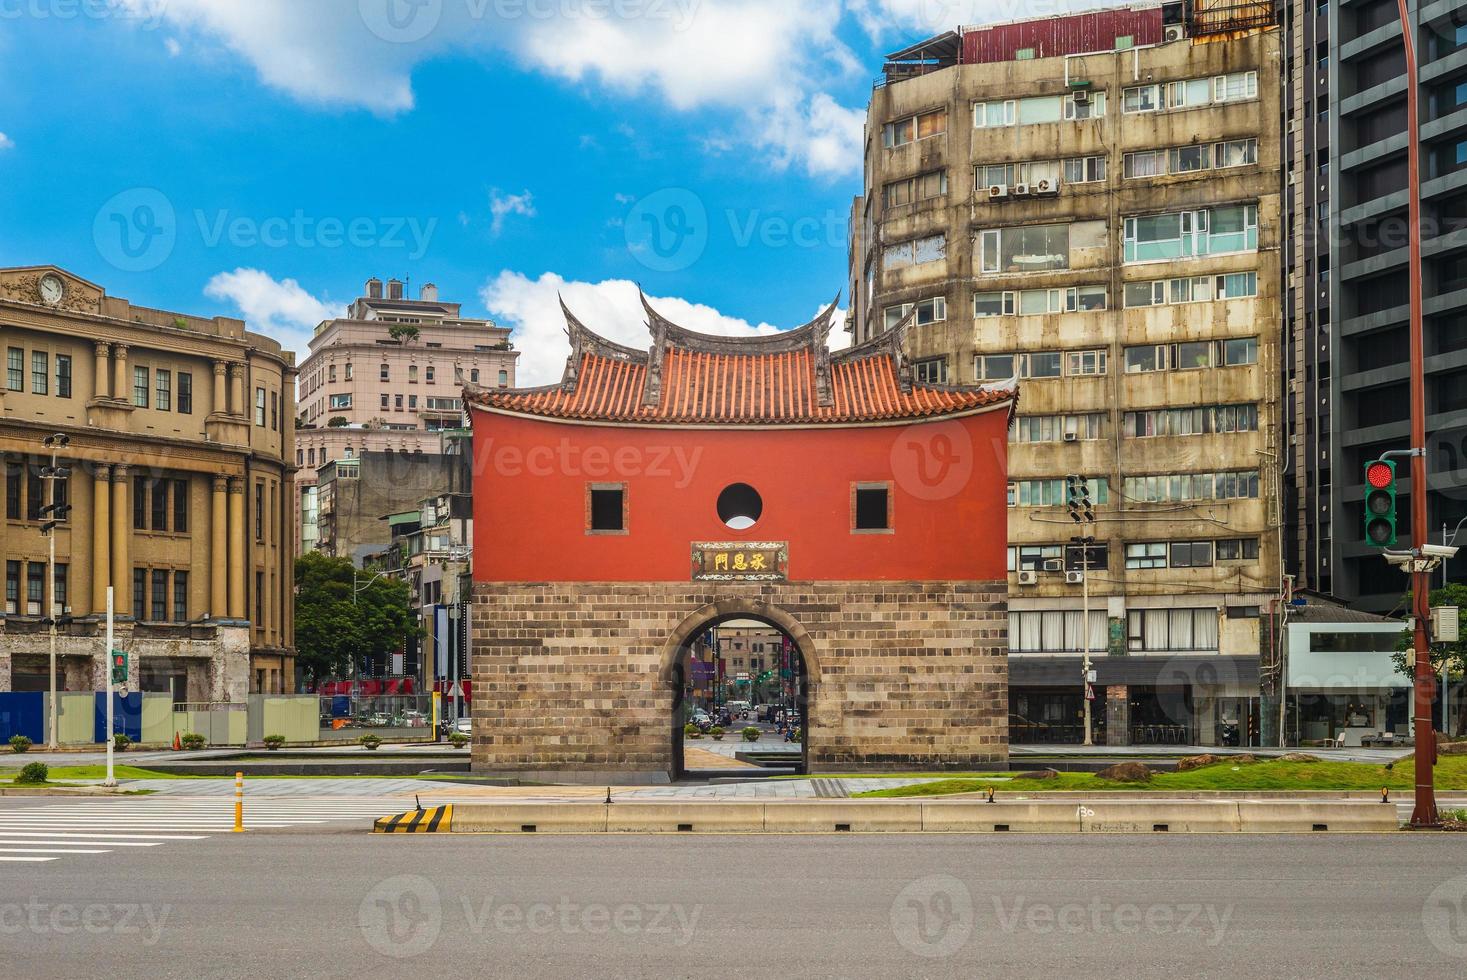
[{"x1": 0, "y1": 0, "x2": 1102, "y2": 383}]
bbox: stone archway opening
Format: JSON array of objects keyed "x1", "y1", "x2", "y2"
[{"x1": 662, "y1": 602, "x2": 814, "y2": 781}]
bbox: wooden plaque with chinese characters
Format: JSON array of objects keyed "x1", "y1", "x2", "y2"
[{"x1": 690, "y1": 542, "x2": 789, "y2": 582}]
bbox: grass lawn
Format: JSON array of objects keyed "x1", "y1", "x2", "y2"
[{"x1": 855, "y1": 755, "x2": 1467, "y2": 797}]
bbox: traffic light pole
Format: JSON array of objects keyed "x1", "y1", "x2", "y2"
[
  {"x1": 1082, "y1": 551, "x2": 1092, "y2": 746},
  {"x1": 46, "y1": 451, "x2": 57, "y2": 750},
  {"x1": 1398, "y1": 0, "x2": 1437, "y2": 828},
  {"x1": 103, "y1": 587, "x2": 116, "y2": 789}
]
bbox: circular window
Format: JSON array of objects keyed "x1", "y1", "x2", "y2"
[{"x1": 717, "y1": 483, "x2": 763, "y2": 530}]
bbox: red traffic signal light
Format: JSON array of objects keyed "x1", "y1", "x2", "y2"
[{"x1": 1366, "y1": 462, "x2": 1393, "y2": 489}]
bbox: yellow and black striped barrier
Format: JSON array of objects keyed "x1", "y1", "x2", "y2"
[{"x1": 373, "y1": 804, "x2": 453, "y2": 833}]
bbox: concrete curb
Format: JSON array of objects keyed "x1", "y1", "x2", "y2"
[{"x1": 436, "y1": 800, "x2": 1400, "y2": 834}]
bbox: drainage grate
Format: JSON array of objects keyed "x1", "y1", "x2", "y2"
[
  {"x1": 677, "y1": 823, "x2": 693, "y2": 832},
  {"x1": 521, "y1": 825, "x2": 537, "y2": 833},
  {"x1": 993, "y1": 824, "x2": 1010, "y2": 832},
  {"x1": 1312, "y1": 824, "x2": 1328, "y2": 832},
  {"x1": 1153, "y1": 824, "x2": 1169, "y2": 832},
  {"x1": 834, "y1": 823, "x2": 852, "y2": 832}
]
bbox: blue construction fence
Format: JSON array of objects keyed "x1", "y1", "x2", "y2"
[{"x1": 0, "y1": 692, "x2": 143, "y2": 744}]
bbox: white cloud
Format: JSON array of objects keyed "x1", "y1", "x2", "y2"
[
  {"x1": 203, "y1": 267, "x2": 334, "y2": 355},
  {"x1": 108, "y1": 0, "x2": 868, "y2": 176},
  {"x1": 164, "y1": 37, "x2": 182, "y2": 56},
  {"x1": 481, "y1": 271, "x2": 848, "y2": 386},
  {"x1": 0, "y1": 132, "x2": 13, "y2": 151},
  {"x1": 488, "y1": 189, "x2": 536, "y2": 236}
]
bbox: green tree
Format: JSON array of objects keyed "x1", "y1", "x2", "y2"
[
  {"x1": 294, "y1": 552, "x2": 418, "y2": 685},
  {"x1": 387, "y1": 323, "x2": 420, "y2": 344},
  {"x1": 1392, "y1": 582, "x2": 1467, "y2": 736}
]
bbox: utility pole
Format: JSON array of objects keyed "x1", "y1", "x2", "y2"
[
  {"x1": 40, "y1": 433, "x2": 71, "y2": 750},
  {"x1": 1397, "y1": 0, "x2": 1438, "y2": 828},
  {"x1": 1067, "y1": 475, "x2": 1096, "y2": 746},
  {"x1": 103, "y1": 587, "x2": 116, "y2": 788}
]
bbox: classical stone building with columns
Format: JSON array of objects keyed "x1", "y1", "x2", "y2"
[{"x1": 1, "y1": 266, "x2": 296, "y2": 700}]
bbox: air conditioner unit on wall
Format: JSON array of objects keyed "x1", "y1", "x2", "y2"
[
  {"x1": 1062, "y1": 431, "x2": 1078, "y2": 442},
  {"x1": 1065, "y1": 571, "x2": 1085, "y2": 584},
  {"x1": 1035, "y1": 178, "x2": 1060, "y2": 196},
  {"x1": 988, "y1": 184, "x2": 1008, "y2": 200},
  {"x1": 1013, "y1": 182, "x2": 1032, "y2": 197},
  {"x1": 1016, "y1": 570, "x2": 1039, "y2": 586},
  {"x1": 1164, "y1": 25, "x2": 1185, "y2": 43},
  {"x1": 1072, "y1": 89, "x2": 1090, "y2": 104}
]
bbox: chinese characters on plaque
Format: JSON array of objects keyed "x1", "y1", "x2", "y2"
[{"x1": 690, "y1": 542, "x2": 789, "y2": 582}]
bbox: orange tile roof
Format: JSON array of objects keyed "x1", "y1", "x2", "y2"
[{"x1": 470, "y1": 347, "x2": 1013, "y2": 425}]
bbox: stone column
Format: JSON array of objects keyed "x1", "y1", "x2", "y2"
[
  {"x1": 212, "y1": 361, "x2": 228, "y2": 415},
  {"x1": 91, "y1": 465, "x2": 111, "y2": 615},
  {"x1": 228, "y1": 477, "x2": 246, "y2": 620},
  {"x1": 93, "y1": 342, "x2": 111, "y2": 399},
  {"x1": 110, "y1": 465, "x2": 130, "y2": 616},
  {"x1": 1105, "y1": 685, "x2": 1130, "y2": 747},
  {"x1": 228, "y1": 363, "x2": 245, "y2": 417},
  {"x1": 211, "y1": 476, "x2": 228, "y2": 618},
  {"x1": 112, "y1": 344, "x2": 130, "y2": 405}
]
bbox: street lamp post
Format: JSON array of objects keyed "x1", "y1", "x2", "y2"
[
  {"x1": 40, "y1": 433, "x2": 71, "y2": 750},
  {"x1": 1067, "y1": 475, "x2": 1097, "y2": 746}
]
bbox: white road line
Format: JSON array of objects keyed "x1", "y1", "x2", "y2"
[
  {"x1": 0, "y1": 838, "x2": 163, "y2": 847},
  {"x1": 0, "y1": 856, "x2": 57, "y2": 863},
  {"x1": 0, "y1": 847, "x2": 111, "y2": 855},
  {"x1": 0, "y1": 831, "x2": 206, "y2": 840}
]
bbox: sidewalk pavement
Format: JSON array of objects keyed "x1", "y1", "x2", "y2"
[{"x1": 1011, "y1": 743, "x2": 1414, "y2": 765}]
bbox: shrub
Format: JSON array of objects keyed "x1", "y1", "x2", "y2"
[
  {"x1": 263, "y1": 735, "x2": 286, "y2": 750},
  {"x1": 179, "y1": 732, "x2": 207, "y2": 750},
  {"x1": 448, "y1": 732, "x2": 469, "y2": 749},
  {"x1": 9, "y1": 735, "x2": 32, "y2": 754},
  {"x1": 683, "y1": 722, "x2": 702, "y2": 739},
  {"x1": 710, "y1": 726, "x2": 725, "y2": 740},
  {"x1": 16, "y1": 762, "x2": 48, "y2": 784},
  {"x1": 359, "y1": 734, "x2": 382, "y2": 750},
  {"x1": 741, "y1": 727, "x2": 761, "y2": 742},
  {"x1": 790, "y1": 727, "x2": 803, "y2": 744},
  {"x1": 113, "y1": 733, "x2": 131, "y2": 752}
]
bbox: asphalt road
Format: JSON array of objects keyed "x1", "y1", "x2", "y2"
[{"x1": 4, "y1": 828, "x2": 1467, "y2": 979}]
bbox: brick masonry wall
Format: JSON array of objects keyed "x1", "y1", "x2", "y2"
[{"x1": 470, "y1": 580, "x2": 1008, "y2": 775}]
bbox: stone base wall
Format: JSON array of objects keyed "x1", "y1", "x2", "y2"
[{"x1": 470, "y1": 580, "x2": 1008, "y2": 776}]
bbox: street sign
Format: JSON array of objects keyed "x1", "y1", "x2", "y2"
[
  {"x1": 447, "y1": 682, "x2": 463, "y2": 698},
  {"x1": 1086, "y1": 669, "x2": 1097, "y2": 683},
  {"x1": 1084, "y1": 683, "x2": 1095, "y2": 701}
]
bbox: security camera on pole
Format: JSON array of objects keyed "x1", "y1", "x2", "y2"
[{"x1": 1067, "y1": 475, "x2": 1097, "y2": 746}]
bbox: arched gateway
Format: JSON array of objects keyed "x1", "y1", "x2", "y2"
[{"x1": 464, "y1": 296, "x2": 1017, "y2": 781}]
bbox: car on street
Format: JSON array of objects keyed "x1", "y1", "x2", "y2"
[{"x1": 454, "y1": 716, "x2": 471, "y2": 736}]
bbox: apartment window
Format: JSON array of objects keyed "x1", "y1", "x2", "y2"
[
  {"x1": 177, "y1": 371, "x2": 192, "y2": 413},
  {"x1": 133, "y1": 476, "x2": 147, "y2": 529},
  {"x1": 1223, "y1": 337, "x2": 1259, "y2": 365},
  {"x1": 1013, "y1": 413, "x2": 1102, "y2": 442},
  {"x1": 470, "y1": 369, "x2": 480, "y2": 383},
  {"x1": 328, "y1": 365, "x2": 337, "y2": 383},
  {"x1": 1218, "y1": 272, "x2": 1258, "y2": 298},
  {"x1": 153, "y1": 368, "x2": 170, "y2": 411},
  {"x1": 394, "y1": 394, "x2": 404, "y2": 411},
  {"x1": 149, "y1": 569, "x2": 168, "y2": 621},
  {"x1": 55, "y1": 354, "x2": 72, "y2": 398},
  {"x1": 1170, "y1": 541, "x2": 1215, "y2": 568},
  {"x1": 1215, "y1": 139, "x2": 1258, "y2": 168},
  {"x1": 883, "y1": 108, "x2": 947, "y2": 147},
  {"x1": 1213, "y1": 404, "x2": 1259, "y2": 432},
  {"x1": 1124, "y1": 150, "x2": 1167, "y2": 178},
  {"x1": 255, "y1": 484, "x2": 265, "y2": 540},
  {"x1": 1125, "y1": 542, "x2": 1168, "y2": 569},
  {"x1": 425, "y1": 366, "x2": 435, "y2": 383},
  {"x1": 254, "y1": 388, "x2": 266, "y2": 426},
  {"x1": 173, "y1": 478, "x2": 189, "y2": 532},
  {"x1": 344, "y1": 363, "x2": 353, "y2": 380},
  {"x1": 1009, "y1": 478, "x2": 1108, "y2": 507},
  {"x1": 1174, "y1": 340, "x2": 1213, "y2": 370},
  {"x1": 1063, "y1": 156, "x2": 1106, "y2": 183},
  {"x1": 914, "y1": 357, "x2": 948, "y2": 384},
  {"x1": 1214, "y1": 71, "x2": 1257, "y2": 103},
  {"x1": 1018, "y1": 288, "x2": 1064, "y2": 315},
  {"x1": 145, "y1": 478, "x2": 168, "y2": 531},
  {"x1": 271, "y1": 391, "x2": 278, "y2": 430},
  {"x1": 976, "y1": 163, "x2": 1018, "y2": 189},
  {"x1": 132, "y1": 568, "x2": 145, "y2": 621},
  {"x1": 1020, "y1": 352, "x2": 1062, "y2": 379},
  {"x1": 1123, "y1": 205, "x2": 1257, "y2": 262},
  {"x1": 329, "y1": 393, "x2": 352, "y2": 410},
  {"x1": 974, "y1": 354, "x2": 1015, "y2": 380},
  {"x1": 883, "y1": 296, "x2": 946, "y2": 329},
  {"x1": 308, "y1": 448, "x2": 316, "y2": 466},
  {"x1": 498, "y1": 370, "x2": 509, "y2": 386},
  {"x1": 882, "y1": 233, "x2": 946, "y2": 270},
  {"x1": 173, "y1": 571, "x2": 189, "y2": 622},
  {"x1": 31, "y1": 351, "x2": 48, "y2": 395},
  {"x1": 883, "y1": 169, "x2": 948, "y2": 207},
  {"x1": 255, "y1": 572, "x2": 264, "y2": 626},
  {"x1": 380, "y1": 394, "x2": 389, "y2": 410},
  {"x1": 380, "y1": 363, "x2": 390, "y2": 381},
  {"x1": 1123, "y1": 84, "x2": 1160, "y2": 113},
  {"x1": 408, "y1": 365, "x2": 419, "y2": 384},
  {"x1": 1066, "y1": 349, "x2": 1107, "y2": 376},
  {"x1": 588, "y1": 483, "x2": 626, "y2": 533},
  {"x1": 853, "y1": 484, "x2": 891, "y2": 531},
  {"x1": 6, "y1": 348, "x2": 22, "y2": 391},
  {"x1": 1127, "y1": 608, "x2": 1219, "y2": 652},
  {"x1": 408, "y1": 395, "x2": 418, "y2": 410},
  {"x1": 1008, "y1": 610, "x2": 1108, "y2": 653},
  {"x1": 4, "y1": 560, "x2": 17, "y2": 614},
  {"x1": 133, "y1": 366, "x2": 149, "y2": 407},
  {"x1": 1122, "y1": 471, "x2": 1260, "y2": 503},
  {"x1": 4, "y1": 463, "x2": 19, "y2": 520},
  {"x1": 978, "y1": 223, "x2": 1069, "y2": 274},
  {"x1": 1063, "y1": 90, "x2": 1106, "y2": 119},
  {"x1": 972, "y1": 100, "x2": 1016, "y2": 128},
  {"x1": 1216, "y1": 538, "x2": 1260, "y2": 561},
  {"x1": 974, "y1": 291, "x2": 1014, "y2": 317}
]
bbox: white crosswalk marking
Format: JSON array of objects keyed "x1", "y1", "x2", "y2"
[{"x1": 0, "y1": 797, "x2": 398, "y2": 865}]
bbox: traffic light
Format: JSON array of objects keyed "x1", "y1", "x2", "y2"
[
  {"x1": 39, "y1": 501, "x2": 72, "y2": 535},
  {"x1": 1066, "y1": 475, "x2": 1095, "y2": 524},
  {"x1": 1363, "y1": 459, "x2": 1397, "y2": 547},
  {"x1": 110, "y1": 649, "x2": 128, "y2": 685}
]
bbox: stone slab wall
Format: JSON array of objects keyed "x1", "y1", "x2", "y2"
[{"x1": 470, "y1": 580, "x2": 1008, "y2": 775}]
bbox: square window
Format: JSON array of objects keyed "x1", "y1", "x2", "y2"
[
  {"x1": 854, "y1": 484, "x2": 891, "y2": 531},
  {"x1": 589, "y1": 484, "x2": 626, "y2": 533}
]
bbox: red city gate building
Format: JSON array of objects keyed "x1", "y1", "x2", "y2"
[{"x1": 465, "y1": 298, "x2": 1016, "y2": 779}]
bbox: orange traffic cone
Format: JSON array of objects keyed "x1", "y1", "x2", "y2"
[{"x1": 172, "y1": 731, "x2": 181, "y2": 751}]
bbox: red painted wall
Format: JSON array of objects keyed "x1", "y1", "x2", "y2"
[{"x1": 470, "y1": 408, "x2": 1010, "y2": 583}]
